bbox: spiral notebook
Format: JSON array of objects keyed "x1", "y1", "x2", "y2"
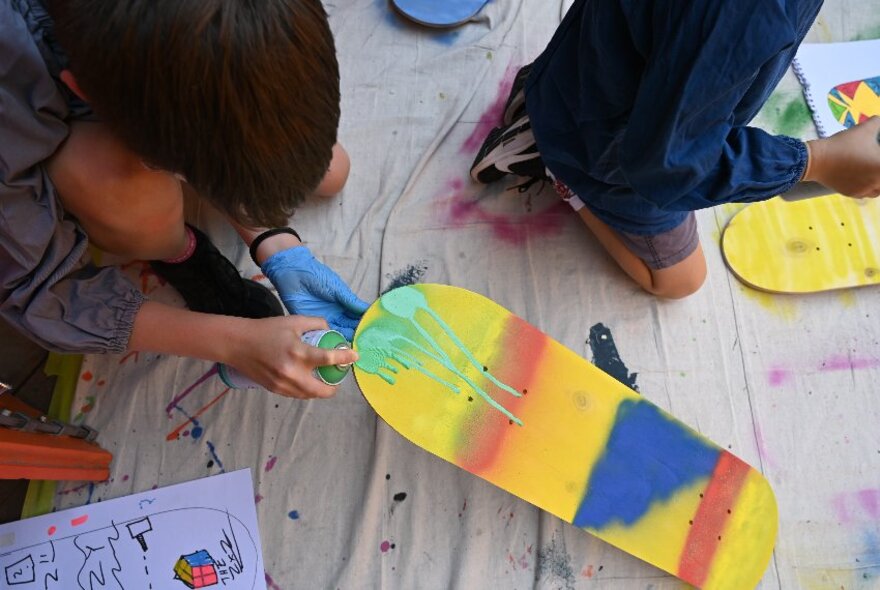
[{"x1": 792, "y1": 39, "x2": 880, "y2": 137}]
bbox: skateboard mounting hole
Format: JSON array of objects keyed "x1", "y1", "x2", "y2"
[
  {"x1": 468, "y1": 396, "x2": 473, "y2": 402},
  {"x1": 816, "y1": 247, "x2": 821, "y2": 251},
  {"x1": 866, "y1": 268, "x2": 878, "y2": 278},
  {"x1": 482, "y1": 365, "x2": 488, "y2": 372},
  {"x1": 808, "y1": 226, "x2": 813, "y2": 230},
  {"x1": 522, "y1": 389, "x2": 528, "y2": 395}
]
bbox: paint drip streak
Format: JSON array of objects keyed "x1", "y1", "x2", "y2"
[
  {"x1": 677, "y1": 451, "x2": 750, "y2": 587},
  {"x1": 166, "y1": 388, "x2": 231, "y2": 441}
]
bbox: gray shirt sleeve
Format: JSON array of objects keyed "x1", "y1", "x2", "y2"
[{"x1": 0, "y1": 0, "x2": 145, "y2": 353}]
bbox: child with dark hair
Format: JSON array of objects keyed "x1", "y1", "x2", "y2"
[
  {"x1": 471, "y1": 0, "x2": 880, "y2": 299},
  {"x1": 0, "y1": 0, "x2": 366, "y2": 398}
]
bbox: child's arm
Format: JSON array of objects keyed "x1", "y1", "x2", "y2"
[
  {"x1": 128, "y1": 301, "x2": 358, "y2": 399},
  {"x1": 802, "y1": 117, "x2": 880, "y2": 198},
  {"x1": 616, "y1": 1, "x2": 812, "y2": 209}
]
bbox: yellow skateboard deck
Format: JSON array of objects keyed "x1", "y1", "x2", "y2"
[
  {"x1": 352, "y1": 284, "x2": 777, "y2": 589},
  {"x1": 722, "y1": 195, "x2": 880, "y2": 293}
]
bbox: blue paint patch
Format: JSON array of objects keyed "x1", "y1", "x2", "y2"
[
  {"x1": 858, "y1": 529, "x2": 880, "y2": 581},
  {"x1": 206, "y1": 441, "x2": 226, "y2": 473},
  {"x1": 191, "y1": 426, "x2": 204, "y2": 439},
  {"x1": 288, "y1": 510, "x2": 300, "y2": 520},
  {"x1": 573, "y1": 399, "x2": 719, "y2": 529}
]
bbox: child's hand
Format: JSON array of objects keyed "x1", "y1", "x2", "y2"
[
  {"x1": 261, "y1": 245, "x2": 370, "y2": 340},
  {"x1": 805, "y1": 117, "x2": 880, "y2": 198},
  {"x1": 230, "y1": 315, "x2": 359, "y2": 398}
]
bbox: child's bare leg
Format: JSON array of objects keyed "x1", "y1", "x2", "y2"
[
  {"x1": 314, "y1": 143, "x2": 350, "y2": 197},
  {"x1": 46, "y1": 121, "x2": 187, "y2": 260},
  {"x1": 576, "y1": 207, "x2": 707, "y2": 299}
]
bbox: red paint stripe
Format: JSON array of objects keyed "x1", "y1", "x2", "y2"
[
  {"x1": 70, "y1": 515, "x2": 89, "y2": 527},
  {"x1": 677, "y1": 451, "x2": 751, "y2": 587},
  {"x1": 456, "y1": 314, "x2": 548, "y2": 473}
]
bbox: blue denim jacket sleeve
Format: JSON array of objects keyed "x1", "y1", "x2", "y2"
[
  {"x1": 526, "y1": 0, "x2": 818, "y2": 233},
  {"x1": 618, "y1": 0, "x2": 809, "y2": 210},
  {"x1": 1, "y1": 0, "x2": 145, "y2": 353}
]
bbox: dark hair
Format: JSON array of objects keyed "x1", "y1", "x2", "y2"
[{"x1": 50, "y1": 0, "x2": 340, "y2": 227}]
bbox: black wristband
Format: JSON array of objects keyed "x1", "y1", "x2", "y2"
[{"x1": 249, "y1": 227, "x2": 301, "y2": 266}]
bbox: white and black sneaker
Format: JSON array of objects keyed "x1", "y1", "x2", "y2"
[{"x1": 469, "y1": 115, "x2": 548, "y2": 185}]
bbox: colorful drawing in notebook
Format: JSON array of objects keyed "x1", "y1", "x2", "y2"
[
  {"x1": 353, "y1": 284, "x2": 778, "y2": 590},
  {"x1": 827, "y1": 76, "x2": 880, "y2": 127}
]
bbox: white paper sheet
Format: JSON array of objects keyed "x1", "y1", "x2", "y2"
[{"x1": 1, "y1": 470, "x2": 264, "y2": 590}]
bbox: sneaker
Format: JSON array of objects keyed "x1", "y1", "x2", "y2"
[
  {"x1": 150, "y1": 225, "x2": 284, "y2": 319},
  {"x1": 502, "y1": 64, "x2": 532, "y2": 126},
  {"x1": 470, "y1": 116, "x2": 548, "y2": 184}
]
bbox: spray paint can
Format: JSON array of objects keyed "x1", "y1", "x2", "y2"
[{"x1": 217, "y1": 329, "x2": 352, "y2": 389}]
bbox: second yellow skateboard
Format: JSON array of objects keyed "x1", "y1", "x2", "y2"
[{"x1": 722, "y1": 195, "x2": 880, "y2": 293}]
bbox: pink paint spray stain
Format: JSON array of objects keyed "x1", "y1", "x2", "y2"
[
  {"x1": 442, "y1": 178, "x2": 567, "y2": 245},
  {"x1": 380, "y1": 540, "x2": 395, "y2": 553},
  {"x1": 265, "y1": 456, "x2": 278, "y2": 472},
  {"x1": 461, "y1": 62, "x2": 521, "y2": 154}
]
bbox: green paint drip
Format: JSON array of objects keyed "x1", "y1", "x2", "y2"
[
  {"x1": 381, "y1": 287, "x2": 522, "y2": 398},
  {"x1": 355, "y1": 287, "x2": 523, "y2": 425}
]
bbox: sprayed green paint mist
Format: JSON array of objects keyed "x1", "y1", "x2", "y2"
[
  {"x1": 760, "y1": 93, "x2": 813, "y2": 138},
  {"x1": 355, "y1": 286, "x2": 523, "y2": 425}
]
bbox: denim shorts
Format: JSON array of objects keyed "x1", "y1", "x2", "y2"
[{"x1": 615, "y1": 212, "x2": 699, "y2": 270}]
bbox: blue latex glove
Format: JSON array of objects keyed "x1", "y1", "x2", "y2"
[{"x1": 262, "y1": 246, "x2": 369, "y2": 340}]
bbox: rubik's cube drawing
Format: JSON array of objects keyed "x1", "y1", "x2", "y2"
[
  {"x1": 827, "y1": 76, "x2": 880, "y2": 128},
  {"x1": 173, "y1": 550, "x2": 219, "y2": 588}
]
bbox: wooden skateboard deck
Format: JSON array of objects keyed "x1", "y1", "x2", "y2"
[
  {"x1": 352, "y1": 284, "x2": 777, "y2": 589},
  {"x1": 722, "y1": 195, "x2": 880, "y2": 293},
  {"x1": 391, "y1": 0, "x2": 489, "y2": 28}
]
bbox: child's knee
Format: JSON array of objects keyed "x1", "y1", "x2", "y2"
[
  {"x1": 650, "y1": 269, "x2": 707, "y2": 299},
  {"x1": 647, "y1": 246, "x2": 707, "y2": 299}
]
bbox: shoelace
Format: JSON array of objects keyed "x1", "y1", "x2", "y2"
[{"x1": 508, "y1": 175, "x2": 549, "y2": 194}]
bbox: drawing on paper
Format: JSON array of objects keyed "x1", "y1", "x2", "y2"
[
  {"x1": 0, "y1": 469, "x2": 265, "y2": 590},
  {"x1": 174, "y1": 550, "x2": 219, "y2": 588},
  {"x1": 827, "y1": 76, "x2": 880, "y2": 128}
]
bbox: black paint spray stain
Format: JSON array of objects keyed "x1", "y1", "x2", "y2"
[
  {"x1": 535, "y1": 537, "x2": 576, "y2": 590},
  {"x1": 383, "y1": 261, "x2": 429, "y2": 294},
  {"x1": 588, "y1": 323, "x2": 639, "y2": 391}
]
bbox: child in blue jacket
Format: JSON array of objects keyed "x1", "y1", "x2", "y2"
[{"x1": 472, "y1": 0, "x2": 880, "y2": 298}]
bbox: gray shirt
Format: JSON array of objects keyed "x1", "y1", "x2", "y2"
[{"x1": 0, "y1": 0, "x2": 144, "y2": 353}]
